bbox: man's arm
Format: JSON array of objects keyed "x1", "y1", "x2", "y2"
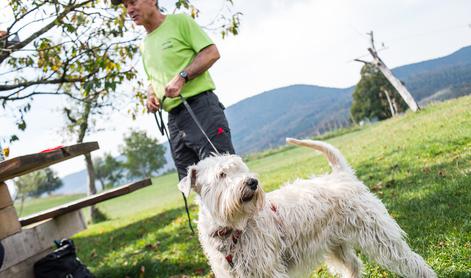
[
  {"x1": 184, "y1": 44, "x2": 220, "y2": 80},
  {"x1": 164, "y1": 44, "x2": 220, "y2": 98}
]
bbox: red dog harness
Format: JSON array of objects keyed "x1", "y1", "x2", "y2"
[{"x1": 211, "y1": 203, "x2": 281, "y2": 268}]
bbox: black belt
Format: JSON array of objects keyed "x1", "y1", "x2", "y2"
[{"x1": 168, "y1": 90, "x2": 212, "y2": 115}]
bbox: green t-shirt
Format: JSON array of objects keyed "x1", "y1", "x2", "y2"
[{"x1": 141, "y1": 14, "x2": 216, "y2": 112}]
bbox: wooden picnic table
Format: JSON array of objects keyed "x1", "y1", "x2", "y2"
[{"x1": 0, "y1": 142, "x2": 152, "y2": 277}]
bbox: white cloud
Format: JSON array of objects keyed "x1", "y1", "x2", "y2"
[{"x1": 210, "y1": 0, "x2": 471, "y2": 105}]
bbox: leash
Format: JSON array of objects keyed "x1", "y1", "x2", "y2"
[
  {"x1": 178, "y1": 95, "x2": 220, "y2": 155},
  {"x1": 152, "y1": 93, "x2": 221, "y2": 234},
  {"x1": 153, "y1": 105, "x2": 195, "y2": 235}
]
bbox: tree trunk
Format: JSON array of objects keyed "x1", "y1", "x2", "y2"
[
  {"x1": 97, "y1": 179, "x2": 106, "y2": 191},
  {"x1": 84, "y1": 153, "x2": 98, "y2": 220},
  {"x1": 392, "y1": 97, "x2": 399, "y2": 114},
  {"x1": 76, "y1": 100, "x2": 98, "y2": 221},
  {"x1": 383, "y1": 89, "x2": 396, "y2": 117},
  {"x1": 368, "y1": 48, "x2": 420, "y2": 112},
  {"x1": 19, "y1": 194, "x2": 25, "y2": 216}
]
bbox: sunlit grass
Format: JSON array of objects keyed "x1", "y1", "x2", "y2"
[{"x1": 21, "y1": 95, "x2": 471, "y2": 277}]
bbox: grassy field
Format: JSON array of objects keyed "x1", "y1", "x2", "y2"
[
  {"x1": 15, "y1": 171, "x2": 183, "y2": 221},
  {"x1": 18, "y1": 95, "x2": 471, "y2": 277},
  {"x1": 16, "y1": 193, "x2": 86, "y2": 217}
]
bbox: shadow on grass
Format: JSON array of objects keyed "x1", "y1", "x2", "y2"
[
  {"x1": 354, "y1": 151, "x2": 471, "y2": 277},
  {"x1": 74, "y1": 206, "x2": 209, "y2": 278}
]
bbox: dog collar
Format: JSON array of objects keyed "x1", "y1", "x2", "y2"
[
  {"x1": 210, "y1": 203, "x2": 280, "y2": 268},
  {"x1": 211, "y1": 227, "x2": 242, "y2": 268}
]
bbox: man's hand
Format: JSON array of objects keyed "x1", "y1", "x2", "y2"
[
  {"x1": 146, "y1": 85, "x2": 160, "y2": 113},
  {"x1": 165, "y1": 74, "x2": 185, "y2": 98}
]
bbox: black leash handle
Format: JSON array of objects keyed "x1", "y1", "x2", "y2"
[
  {"x1": 153, "y1": 105, "x2": 195, "y2": 235},
  {"x1": 153, "y1": 112, "x2": 165, "y2": 136}
]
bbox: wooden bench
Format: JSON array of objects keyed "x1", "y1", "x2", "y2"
[{"x1": 0, "y1": 142, "x2": 152, "y2": 277}]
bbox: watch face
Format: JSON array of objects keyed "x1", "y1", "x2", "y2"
[{"x1": 179, "y1": 71, "x2": 190, "y2": 82}]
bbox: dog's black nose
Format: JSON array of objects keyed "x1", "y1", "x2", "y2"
[{"x1": 246, "y1": 178, "x2": 258, "y2": 190}]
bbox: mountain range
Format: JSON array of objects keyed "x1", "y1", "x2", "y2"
[
  {"x1": 226, "y1": 45, "x2": 471, "y2": 154},
  {"x1": 58, "y1": 45, "x2": 471, "y2": 194}
]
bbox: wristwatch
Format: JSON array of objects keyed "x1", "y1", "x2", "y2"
[{"x1": 179, "y1": 70, "x2": 189, "y2": 82}]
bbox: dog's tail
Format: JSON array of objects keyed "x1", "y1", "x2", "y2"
[{"x1": 286, "y1": 138, "x2": 354, "y2": 175}]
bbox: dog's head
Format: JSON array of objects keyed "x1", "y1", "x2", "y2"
[{"x1": 178, "y1": 154, "x2": 265, "y2": 227}]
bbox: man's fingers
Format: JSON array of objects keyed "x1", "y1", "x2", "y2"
[
  {"x1": 148, "y1": 102, "x2": 158, "y2": 110},
  {"x1": 147, "y1": 96, "x2": 160, "y2": 113},
  {"x1": 147, "y1": 104, "x2": 157, "y2": 113}
]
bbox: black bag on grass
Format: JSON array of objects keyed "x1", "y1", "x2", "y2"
[
  {"x1": 0, "y1": 241, "x2": 4, "y2": 269},
  {"x1": 34, "y1": 239, "x2": 94, "y2": 278}
]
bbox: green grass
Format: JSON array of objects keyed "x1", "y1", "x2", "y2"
[
  {"x1": 15, "y1": 194, "x2": 85, "y2": 217},
  {"x1": 94, "y1": 172, "x2": 184, "y2": 220},
  {"x1": 15, "y1": 172, "x2": 185, "y2": 222},
  {"x1": 21, "y1": 96, "x2": 471, "y2": 277}
]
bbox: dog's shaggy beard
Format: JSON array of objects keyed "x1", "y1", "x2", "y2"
[{"x1": 202, "y1": 177, "x2": 265, "y2": 229}]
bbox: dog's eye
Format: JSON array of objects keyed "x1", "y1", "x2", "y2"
[{"x1": 218, "y1": 172, "x2": 226, "y2": 179}]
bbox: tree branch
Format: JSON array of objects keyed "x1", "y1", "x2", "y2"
[
  {"x1": 354, "y1": 59, "x2": 371, "y2": 65},
  {"x1": 1, "y1": 90, "x2": 87, "y2": 102},
  {"x1": 0, "y1": 0, "x2": 94, "y2": 63},
  {"x1": 0, "y1": 67, "x2": 135, "y2": 102},
  {"x1": 0, "y1": 70, "x2": 98, "y2": 91}
]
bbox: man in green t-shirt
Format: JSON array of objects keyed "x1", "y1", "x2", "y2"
[{"x1": 113, "y1": 0, "x2": 235, "y2": 180}]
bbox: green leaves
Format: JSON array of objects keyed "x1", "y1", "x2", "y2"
[
  {"x1": 2, "y1": 0, "x2": 241, "y2": 144},
  {"x1": 2, "y1": 0, "x2": 140, "y2": 97},
  {"x1": 220, "y1": 12, "x2": 243, "y2": 39},
  {"x1": 37, "y1": 37, "x2": 62, "y2": 72},
  {"x1": 351, "y1": 64, "x2": 408, "y2": 123},
  {"x1": 94, "y1": 153, "x2": 124, "y2": 189},
  {"x1": 15, "y1": 167, "x2": 63, "y2": 198},
  {"x1": 174, "y1": 0, "x2": 190, "y2": 10},
  {"x1": 120, "y1": 130, "x2": 166, "y2": 179}
]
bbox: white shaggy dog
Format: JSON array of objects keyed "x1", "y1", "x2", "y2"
[{"x1": 178, "y1": 138, "x2": 436, "y2": 278}]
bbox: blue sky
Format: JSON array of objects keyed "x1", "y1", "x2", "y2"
[{"x1": 1, "y1": 0, "x2": 470, "y2": 178}]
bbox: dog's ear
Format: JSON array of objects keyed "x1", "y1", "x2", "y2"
[{"x1": 178, "y1": 166, "x2": 198, "y2": 198}]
